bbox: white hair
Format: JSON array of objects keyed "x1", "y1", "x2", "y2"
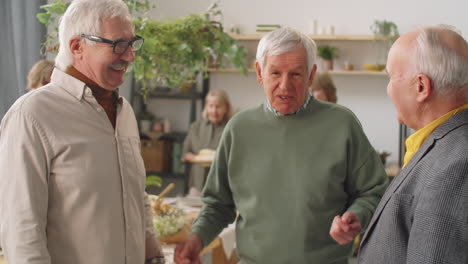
[
  {"x1": 256, "y1": 27, "x2": 317, "y2": 75},
  {"x1": 413, "y1": 25, "x2": 468, "y2": 96},
  {"x1": 55, "y1": 0, "x2": 130, "y2": 70}
]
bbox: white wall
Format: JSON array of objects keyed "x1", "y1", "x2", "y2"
[
  {"x1": 149, "y1": 0, "x2": 468, "y2": 36},
  {"x1": 142, "y1": 0, "x2": 467, "y2": 164}
]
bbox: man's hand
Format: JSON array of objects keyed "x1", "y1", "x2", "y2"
[
  {"x1": 174, "y1": 234, "x2": 203, "y2": 264},
  {"x1": 329, "y1": 212, "x2": 362, "y2": 245},
  {"x1": 183, "y1": 152, "x2": 196, "y2": 162}
]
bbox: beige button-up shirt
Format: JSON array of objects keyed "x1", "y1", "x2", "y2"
[{"x1": 0, "y1": 69, "x2": 156, "y2": 264}]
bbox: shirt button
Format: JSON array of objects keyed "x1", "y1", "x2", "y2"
[
  {"x1": 85, "y1": 88, "x2": 92, "y2": 97},
  {"x1": 96, "y1": 108, "x2": 102, "y2": 112}
]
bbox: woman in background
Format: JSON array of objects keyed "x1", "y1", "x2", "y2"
[
  {"x1": 182, "y1": 90, "x2": 233, "y2": 194},
  {"x1": 310, "y1": 72, "x2": 338, "y2": 103},
  {"x1": 27, "y1": 59, "x2": 54, "y2": 89}
]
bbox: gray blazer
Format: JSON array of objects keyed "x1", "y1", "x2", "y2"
[{"x1": 358, "y1": 109, "x2": 468, "y2": 264}]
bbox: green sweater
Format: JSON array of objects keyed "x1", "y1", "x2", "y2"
[{"x1": 192, "y1": 99, "x2": 388, "y2": 264}]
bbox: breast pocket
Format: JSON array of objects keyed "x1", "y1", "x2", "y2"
[
  {"x1": 129, "y1": 137, "x2": 146, "y2": 178},
  {"x1": 120, "y1": 137, "x2": 146, "y2": 192}
]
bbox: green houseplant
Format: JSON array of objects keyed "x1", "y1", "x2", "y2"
[
  {"x1": 36, "y1": 1, "x2": 248, "y2": 99},
  {"x1": 370, "y1": 19, "x2": 399, "y2": 65},
  {"x1": 132, "y1": 3, "x2": 248, "y2": 97},
  {"x1": 317, "y1": 45, "x2": 338, "y2": 71}
]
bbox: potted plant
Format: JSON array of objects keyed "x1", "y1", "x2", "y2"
[
  {"x1": 132, "y1": 3, "x2": 248, "y2": 98},
  {"x1": 317, "y1": 45, "x2": 338, "y2": 71},
  {"x1": 370, "y1": 19, "x2": 399, "y2": 66},
  {"x1": 36, "y1": 1, "x2": 248, "y2": 100},
  {"x1": 371, "y1": 20, "x2": 399, "y2": 38},
  {"x1": 136, "y1": 110, "x2": 156, "y2": 132}
]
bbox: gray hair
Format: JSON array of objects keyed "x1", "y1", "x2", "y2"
[
  {"x1": 413, "y1": 25, "x2": 468, "y2": 96},
  {"x1": 55, "y1": 0, "x2": 131, "y2": 70},
  {"x1": 256, "y1": 27, "x2": 317, "y2": 75},
  {"x1": 202, "y1": 89, "x2": 233, "y2": 121}
]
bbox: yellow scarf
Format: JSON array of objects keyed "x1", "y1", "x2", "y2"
[{"x1": 403, "y1": 104, "x2": 468, "y2": 167}]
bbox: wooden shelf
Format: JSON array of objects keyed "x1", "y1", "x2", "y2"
[
  {"x1": 208, "y1": 68, "x2": 388, "y2": 76},
  {"x1": 229, "y1": 33, "x2": 379, "y2": 41}
]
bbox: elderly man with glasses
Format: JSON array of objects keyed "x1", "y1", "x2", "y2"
[{"x1": 0, "y1": 0, "x2": 165, "y2": 264}]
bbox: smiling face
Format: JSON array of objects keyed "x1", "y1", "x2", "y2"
[
  {"x1": 71, "y1": 16, "x2": 135, "y2": 90},
  {"x1": 205, "y1": 96, "x2": 227, "y2": 124},
  {"x1": 256, "y1": 46, "x2": 315, "y2": 115}
]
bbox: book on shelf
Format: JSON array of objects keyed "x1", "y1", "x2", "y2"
[{"x1": 256, "y1": 24, "x2": 281, "y2": 33}]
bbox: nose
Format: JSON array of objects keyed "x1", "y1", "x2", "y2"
[
  {"x1": 120, "y1": 46, "x2": 135, "y2": 62},
  {"x1": 279, "y1": 74, "x2": 290, "y2": 91}
]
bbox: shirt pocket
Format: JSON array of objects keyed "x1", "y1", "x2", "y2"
[
  {"x1": 128, "y1": 137, "x2": 146, "y2": 190},
  {"x1": 129, "y1": 137, "x2": 146, "y2": 175}
]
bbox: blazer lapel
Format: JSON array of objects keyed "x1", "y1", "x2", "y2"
[
  {"x1": 360, "y1": 110, "x2": 468, "y2": 246},
  {"x1": 360, "y1": 136, "x2": 436, "y2": 245}
]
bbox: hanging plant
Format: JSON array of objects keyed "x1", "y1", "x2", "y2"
[
  {"x1": 132, "y1": 8, "x2": 248, "y2": 98},
  {"x1": 36, "y1": 0, "x2": 248, "y2": 100}
]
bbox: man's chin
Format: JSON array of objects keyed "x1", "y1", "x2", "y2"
[{"x1": 102, "y1": 80, "x2": 124, "y2": 91}]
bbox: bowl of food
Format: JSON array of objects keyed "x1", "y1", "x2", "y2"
[
  {"x1": 153, "y1": 203, "x2": 190, "y2": 243},
  {"x1": 363, "y1": 64, "x2": 386, "y2": 71}
]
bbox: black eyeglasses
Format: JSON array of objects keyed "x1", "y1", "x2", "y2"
[{"x1": 80, "y1": 34, "x2": 144, "y2": 54}]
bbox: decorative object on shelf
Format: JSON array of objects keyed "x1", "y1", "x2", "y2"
[
  {"x1": 371, "y1": 20, "x2": 399, "y2": 38},
  {"x1": 256, "y1": 24, "x2": 281, "y2": 33},
  {"x1": 320, "y1": 25, "x2": 335, "y2": 35},
  {"x1": 312, "y1": 20, "x2": 318, "y2": 34},
  {"x1": 363, "y1": 63, "x2": 386, "y2": 72},
  {"x1": 344, "y1": 61, "x2": 354, "y2": 71},
  {"x1": 137, "y1": 110, "x2": 156, "y2": 132},
  {"x1": 370, "y1": 19, "x2": 399, "y2": 65},
  {"x1": 228, "y1": 24, "x2": 241, "y2": 34},
  {"x1": 317, "y1": 45, "x2": 339, "y2": 71}
]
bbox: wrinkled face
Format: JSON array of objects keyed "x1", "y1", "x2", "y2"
[
  {"x1": 74, "y1": 16, "x2": 135, "y2": 90},
  {"x1": 386, "y1": 43, "x2": 418, "y2": 128},
  {"x1": 257, "y1": 46, "x2": 315, "y2": 115},
  {"x1": 206, "y1": 96, "x2": 227, "y2": 124}
]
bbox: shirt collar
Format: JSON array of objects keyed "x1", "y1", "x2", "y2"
[
  {"x1": 65, "y1": 66, "x2": 121, "y2": 103},
  {"x1": 265, "y1": 92, "x2": 312, "y2": 116},
  {"x1": 403, "y1": 103, "x2": 468, "y2": 167},
  {"x1": 50, "y1": 67, "x2": 122, "y2": 104}
]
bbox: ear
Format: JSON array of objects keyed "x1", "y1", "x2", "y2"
[
  {"x1": 415, "y1": 73, "x2": 432, "y2": 103},
  {"x1": 69, "y1": 36, "x2": 84, "y2": 59},
  {"x1": 308, "y1": 64, "x2": 317, "y2": 87},
  {"x1": 255, "y1": 61, "x2": 263, "y2": 84}
]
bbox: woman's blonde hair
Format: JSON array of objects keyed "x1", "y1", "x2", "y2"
[
  {"x1": 202, "y1": 90, "x2": 233, "y2": 121},
  {"x1": 310, "y1": 72, "x2": 338, "y2": 103},
  {"x1": 27, "y1": 60, "x2": 55, "y2": 89}
]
